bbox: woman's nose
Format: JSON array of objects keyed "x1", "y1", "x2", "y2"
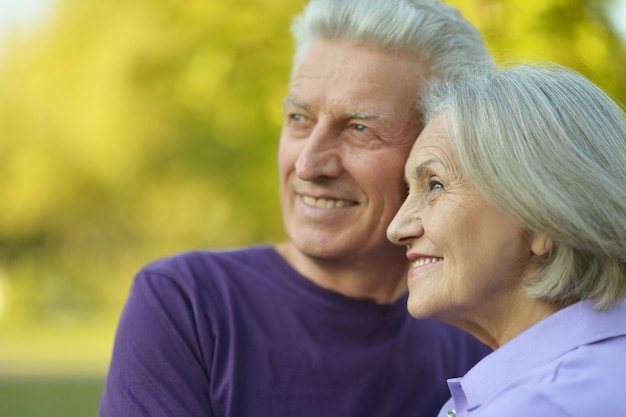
[{"x1": 387, "y1": 200, "x2": 424, "y2": 246}]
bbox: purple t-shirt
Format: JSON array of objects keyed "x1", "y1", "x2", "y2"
[
  {"x1": 100, "y1": 245, "x2": 490, "y2": 417},
  {"x1": 438, "y1": 299, "x2": 626, "y2": 417}
]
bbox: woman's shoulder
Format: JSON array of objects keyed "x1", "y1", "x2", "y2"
[{"x1": 487, "y1": 336, "x2": 626, "y2": 416}]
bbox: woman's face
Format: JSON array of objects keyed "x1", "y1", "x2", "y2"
[{"x1": 387, "y1": 117, "x2": 537, "y2": 328}]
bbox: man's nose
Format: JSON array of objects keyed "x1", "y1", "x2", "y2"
[{"x1": 295, "y1": 126, "x2": 342, "y2": 180}]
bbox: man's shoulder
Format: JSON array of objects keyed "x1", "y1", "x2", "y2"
[
  {"x1": 143, "y1": 244, "x2": 278, "y2": 275},
  {"x1": 127, "y1": 245, "x2": 284, "y2": 309},
  {"x1": 129, "y1": 244, "x2": 280, "y2": 291}
]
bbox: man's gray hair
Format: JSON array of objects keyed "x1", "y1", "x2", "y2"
[{"x1": 291, "y1": 0, "x2": 493, "y2": 81}]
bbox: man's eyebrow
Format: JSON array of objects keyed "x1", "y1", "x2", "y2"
[
  {"x1": 407, "y1": 158, "x2": 445, "y2": 182},
  {"x1": 284, "y1": 95, "x2": 310, "y2": 111},
  {"x1": 284, "y1": 97, "x2": 388, "y2": 127},
  {"x1": 341, "y1": 110, "x2": 388, "y2": 124}
]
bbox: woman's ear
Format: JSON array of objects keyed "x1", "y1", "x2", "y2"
[{"x1": 531, "y1": 233, "x2": 553, "y2": 256}]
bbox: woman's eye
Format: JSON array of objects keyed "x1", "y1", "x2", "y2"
[{"x1": 428, "y1": 179, "x2": 444, "y2": 192}]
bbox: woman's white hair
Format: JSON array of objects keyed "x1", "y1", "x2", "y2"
[
  {"x1": 290, "y1": 0, "x2": 493, "y2": 81},
  {"x1": 425, "y1": 64, "x2": 626, "y2": 310}
]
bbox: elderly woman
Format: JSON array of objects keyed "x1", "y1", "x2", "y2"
[{"x1": 387, "y1": 64, "x2": 626, "y2": 417}]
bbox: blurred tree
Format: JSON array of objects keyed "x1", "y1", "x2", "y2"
[
  {"x1": 0, "y1": 0, "x2": 623, "y2": 324},
  {"x1": 447, "y1": 0, "x2": 626, "y2": 100},
  {"x1": 0, "y1": 0, "x2": 306, "y2": 322}
]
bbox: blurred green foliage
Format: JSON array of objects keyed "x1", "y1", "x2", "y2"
[
  {"x1": 448, "y1": 0, "x2": 626, "y2": 100},
  {"x1": 0, "y1": 0, "x2": 624, "y2": 371},
  {"x1": 0, "y1": 0, "x2": 305, "y2": 327}
]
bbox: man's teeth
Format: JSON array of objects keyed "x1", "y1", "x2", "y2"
[
  {"x1": 303, "y1": 196, "x2": 354, "y2": 208},
  {"x1": 411, "y1": 257, "x2": 442, "y2": 268}
]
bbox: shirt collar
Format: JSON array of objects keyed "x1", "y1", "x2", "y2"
[{"x1": 451, "y1": 299, "x2": 626, "y2": 410}]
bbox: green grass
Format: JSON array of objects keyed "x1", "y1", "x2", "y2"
[
  {"x1": 0, "y1": 376, "x2": 105, "y2": 417},
  {"x1": 0, "y1": 317, "x2": 116, "y2": 417}
]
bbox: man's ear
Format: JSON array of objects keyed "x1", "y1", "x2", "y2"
[{"x1": 531, "y1": 233, "x2": 553, "y2": 256}]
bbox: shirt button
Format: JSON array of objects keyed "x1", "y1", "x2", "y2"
[{"x1": 447, "y1": 410, "x2": 456, "y2": 417}]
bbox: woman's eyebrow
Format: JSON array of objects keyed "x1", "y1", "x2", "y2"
[{"x1": 407, "y1": 158, "x2": 445, "y2": 183}]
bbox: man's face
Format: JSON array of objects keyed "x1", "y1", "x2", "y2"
[{"x1": 278, "y1": 39, "x2": 424, "y2": 263}]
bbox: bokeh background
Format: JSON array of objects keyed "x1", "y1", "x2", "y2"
[{"x1": 0, "y1": 0, "x2": 624, "y2": 415}]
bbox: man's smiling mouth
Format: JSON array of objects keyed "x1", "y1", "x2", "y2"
[{"x1": 302, "y1": 196, "x2": 357, "y2": 209}]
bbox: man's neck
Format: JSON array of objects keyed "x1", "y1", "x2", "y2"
[{"x1": 275, "y1": 242, "x2": 409, "y2": 304}]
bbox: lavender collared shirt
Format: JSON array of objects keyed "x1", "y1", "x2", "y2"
[{"x1": 438, "y1": 299, "x2": 626, "y2": 417}]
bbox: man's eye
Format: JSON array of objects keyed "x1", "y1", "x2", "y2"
[
  {"x1": 290, "y1": 114, "x2": 305, "y2": 122},
  {"x1": 354, "y1": 124, "x2": 368, "y2": 132}
]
